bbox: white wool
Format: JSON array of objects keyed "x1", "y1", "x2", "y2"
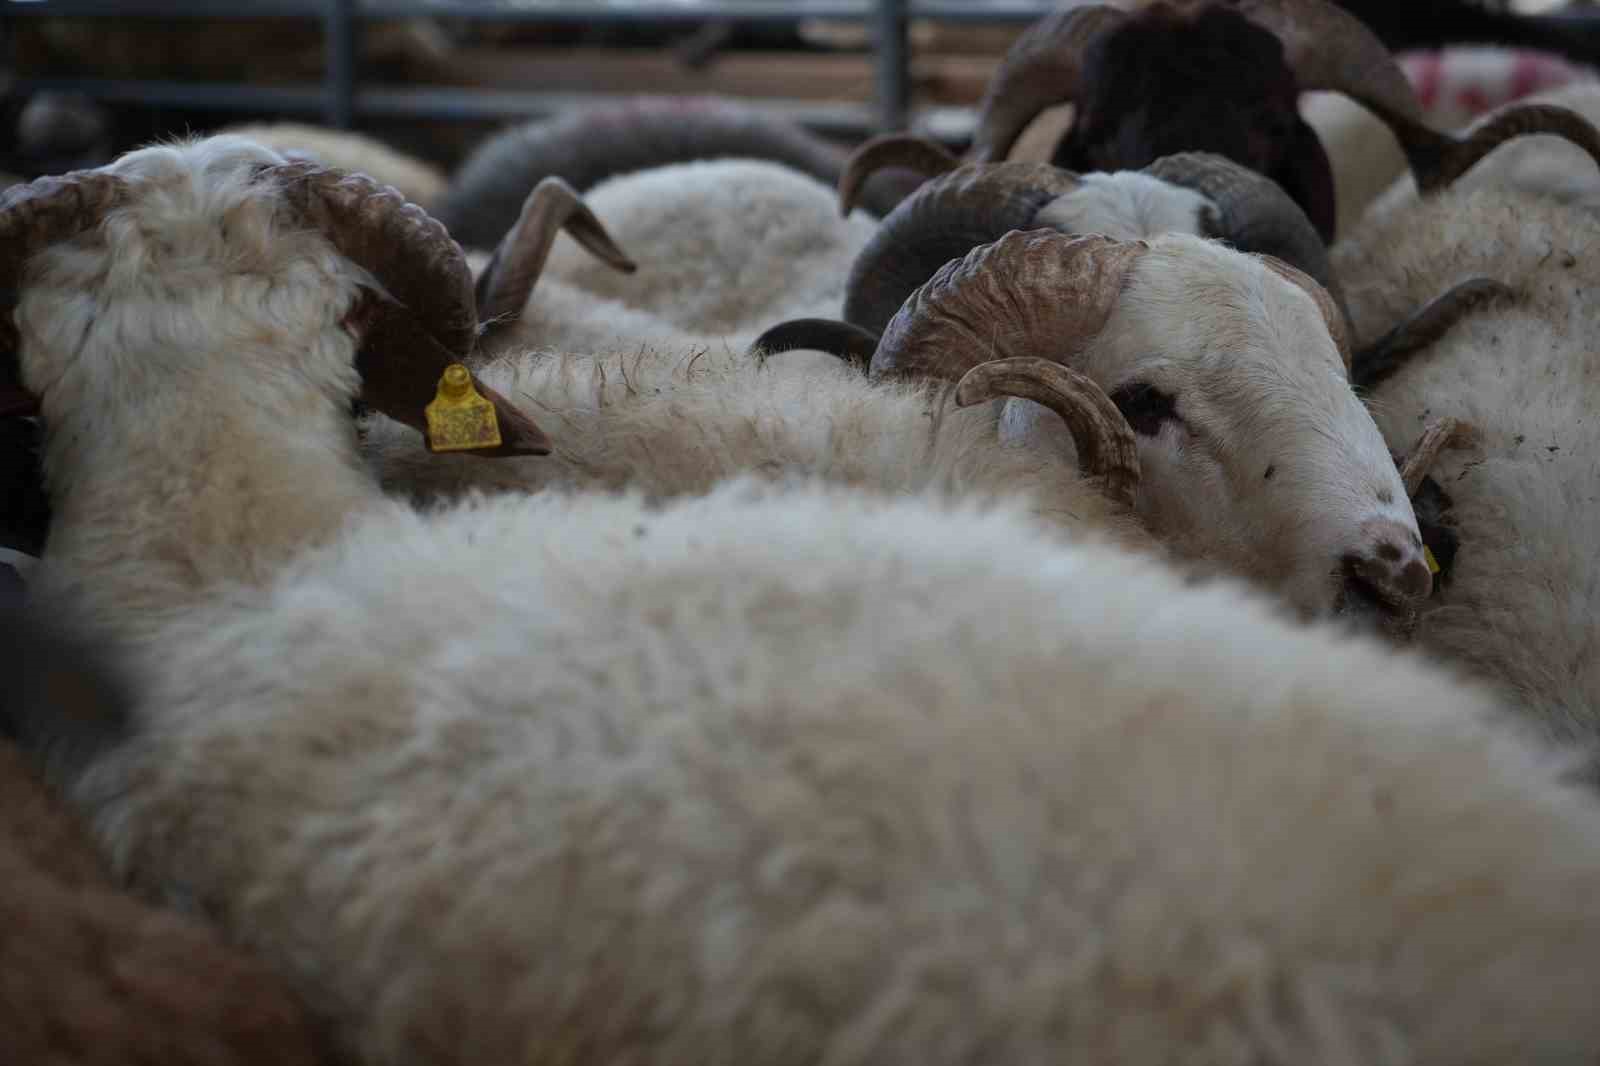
[
  {"x1": 21, "y1": 133, "x2": 1600, "y2": 1066},
  {"x1": 483, "y1": 158, "x2": 879, "y2": 354},
  {"x1": 1332, "y1": 175, "x2": 1600, "y2": 756}
]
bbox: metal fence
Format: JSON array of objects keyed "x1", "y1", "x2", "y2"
[{"x1": 1, "y1": 0, "x2": 1054, "y2": 135}]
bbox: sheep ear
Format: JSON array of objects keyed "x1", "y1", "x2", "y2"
[
  {"x1": 348, "y1": 294, "x2": 552, "y2": 457},
  {"x1": 1268, "y1": 119, "x2": 1337, "y2": 245},
  {"x1": 475, "y1": 177, "x2": 636, "y2": 336}
]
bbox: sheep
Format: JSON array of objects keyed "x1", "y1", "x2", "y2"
[
  {"x1": 468, "y1": 158, "x2": 880, "y2": 359},
  {"x1": 222, "y1": 123, "x2": 450, "y2": 213},
  {"x1": 1328, "y1": 152, "x2": 1600, "y2": 768},
  {"x1": 962, "y1": 0, "x2": 1600, "y2": 241},
  {"x1": 0, "y1": 603, "x2": 334, "y2": 1066},
  {"x1": 436, "y1": 95, "x2": 925, "y2": 251},
  {"x1": 19, "y1": 132, "x2": 1600, "y2": 1066}
]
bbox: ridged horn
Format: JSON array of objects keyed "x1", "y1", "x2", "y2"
[
  {"x1": 842, "y1": 163, "x2": 1083, "y2": 336},
  {"x1": 872, "y1": 229, "x2": 1148, "y2": 381},
  {"x1": 265, "y1": 162, "x2": 551, "y2": 456},
  {"x1": 954, "y1": 356, "x2": 1140, "y2": 508},
  {"x1": 475, "y1": 176, "x2": 637, "y2": 334},
  {"x1": 969, "y1": 5, "x2": 1130, "y2": 164},
  {"x1": 0, "y1": 171, "x2": 130, "y2": 415},
  {"x1": 837, "y1": 134, "x2": 962, "y2": 217},
  {"x1": 1236, "y1": 0, "x2": 1600, "y2": 191}
]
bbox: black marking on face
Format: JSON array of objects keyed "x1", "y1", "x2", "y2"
[
  {"x1": 1263, "y1": 464, "x2": 1276, "y2": 481},
  {"x1": 1109, "y1": 382, "x2": 1178, "y2": 437}
]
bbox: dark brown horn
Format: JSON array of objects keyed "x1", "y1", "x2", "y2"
[
  {"x1": 954, "y1": 356, "x2": 1140, "y2": 508},
  {"x1": 1351, "y1": 278, "x2": 1513, "y2": 391},
  {"x1": 749, "y1": 317, "x2": 882, "y2": 370},
  {"x1": 836, "y1": 134, "x2": 962, "y2": 217},
  {"x1": 1253, "y1": 254, "x2": 1352, "y2": 373},
  {"x1": 0, "y1": 171, "x2": 131, "y2": 413},
  {"x1": 265, "y1": 162, "x2": 550, "y2": 456},
  {"x1": 475, "y1": 176, "x2": 637, "y2": 333},
  {"x1": 968, "y1": 5, "x2": 1129, "y2": 164},
  {"x1": 1236, "y1": 0, "x2": 1600, "y2": 191},
  {"x1": 843, "y1": 162, "x2": 1083, "y2": 336},
  {"x1": 872, "y1": 229, "x2": 1149, "y2": 383}
]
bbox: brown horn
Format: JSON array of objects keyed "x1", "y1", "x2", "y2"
[
  {"x1": 1233, "y1": 0, "x2": 1600, "y2": 191},
  {"x1": 872, "y1": 229, "x2": 1149, "y2": 384},
  {"x1": 843, "y1": 162, "x2": 1083, "y2": 336},
  {"x1": 954, "y1": 356, "x2": 1140, "y2": 508},
  {"x1": 1253, "y1": 253, "x2": 1352, "y2": 374},
  {"x1": 837, "y1": 134, "x2": 962, "y2": 217},
  {"x1": 264, "y1": 162, "x2": 550, "y2": 456},
  {"x1": 0, "y1": 171, "x2": 131, "y2": 414},
  {"x1": 1351, "y1": 278, "x2": 1513, "y2": 391},
  {"x1": 749, "y1": 317, "x2": 882, "y2": 370},
  {"x1": 475, "y1": 176, "x2": 637, "y2": 334},
  {"x1": 969, "y1": 5, "x2": 1129, "y2": 165}
]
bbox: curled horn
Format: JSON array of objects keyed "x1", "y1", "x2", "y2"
[
  {"x1": 0, "y1": 171, "x2": 130, "y2": 415},
  {"x1": 837, "y1": 134, "x2": 962, "y2": 217},
  {"x1": 1253, "y1": 254, "x2": 1352, "y2": 373},
  {"x1": 842, "y1": 163, "x2": 1083, "y2": 336},
  {"x1": 749, "y1": 317, "x2": 881, "y2": 370},
  {"x1": 1141, "y1": 152, "x2": 1340, "y2": 302},
  {"x1": 265, "y1": 162, "x2": 550, "y2": 456},
  {"x1": 475, "y1": 176, "x2": 637, "y2": 334},
  {"x1": 955, "y1": 357, "x2": 1140, "y2": 508},
  {"x1": 1351, "y1": 278, "x2": 1514, "y2": 391},
  {"x1": 874, "y1": 229, "x2": 1147, "y2": 379},
  {"x1": 1238, "y1": 0, "x2": 1600, "y2": 191},
  {"x1": 968, "y1": 5, "x2": 1129, "y2": 164}
]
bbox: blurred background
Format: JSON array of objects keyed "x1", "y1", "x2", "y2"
[{"x1": 1, "y1": 0, "x2": 1595, "y2": 185}]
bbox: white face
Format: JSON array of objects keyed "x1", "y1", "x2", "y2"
[
  {"x1": 1035, "y1": 171, "x2": 1211, "y2": 242},
  {"x1": 1004, "y1": 235, "x2": 1426, "y2": 624}
]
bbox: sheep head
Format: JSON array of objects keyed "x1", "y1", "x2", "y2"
[
  {"x1": 0, "y1": 136, "x2": 549, "y2": 458},
  {"x1": 757, "y1": 231, "x2": 1430, "y2": 635},
  {"x1": 833, "y1": 145, "x2": 1342, "y2": 336},
  {"x1": 972, "y1": 0, "x2": 1600, "y2": 242}
]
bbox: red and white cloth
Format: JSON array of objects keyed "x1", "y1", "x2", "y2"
[{"x1": 1399, "y1": 47, "x2": 1597, "y2": 119}]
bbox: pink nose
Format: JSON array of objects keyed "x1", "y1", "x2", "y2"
[{"x1": 1344, "y1": 518, "x2": 1433, "y2": 605}]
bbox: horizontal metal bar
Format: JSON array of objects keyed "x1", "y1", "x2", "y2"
[
  {"x1": 10, "y1": 76, "x2": 885, "y2": 132},
  {"x1": 2, "y1": 0, "x2": 1050, "y2": 22}
]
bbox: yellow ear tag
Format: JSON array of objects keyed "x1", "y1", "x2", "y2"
[
  {"x1": 425, "y1": 364, "x2": 502, "y2": 453},
  {"x1": 1423, "y1": 545, "x2": 1441, "y2": 576}
]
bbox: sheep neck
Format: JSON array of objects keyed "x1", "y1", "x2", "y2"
[{"x1": 33, "y1": 353, "x2": 386, "y2": 646}]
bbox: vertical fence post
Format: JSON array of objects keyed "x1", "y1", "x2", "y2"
[
  {"x1": 873, "y1": 0, "x2": 909, "y2": 132},
  {"x1": 325, "y1": 0, "x2": 356, "y2": 129}
]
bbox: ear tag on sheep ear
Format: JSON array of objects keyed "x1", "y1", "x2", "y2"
[
  {"x1": 1423, "y1": 545, "x2": 1441, "y2": 576},
  {"x1": 424, "y1": 364, "x2": 502, "y2": 453}
]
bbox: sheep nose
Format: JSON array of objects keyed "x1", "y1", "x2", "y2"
[{"x1": 1343, "y1": 518, "x2": 1433, "y2": 608}]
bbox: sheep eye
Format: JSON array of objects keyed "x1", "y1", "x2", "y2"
[{"x1": 1108, "y1": 382, "x2": 1178, "y2": 436}]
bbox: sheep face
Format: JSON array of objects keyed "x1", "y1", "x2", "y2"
[
  {"x1": 1054, "y1": 4, "x2": 1337, "y2": 241},
  {"x1": 1049, "y1": 235, "x2": 1427, "y2": 624}
]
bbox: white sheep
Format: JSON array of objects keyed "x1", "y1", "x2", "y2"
[
  {"x1": 466, "y1": 158, "x2": 880, "y2": 357},
  {"x1": 1331, "y1": 156, "x2": 1600, "y2": 763},
  {"x1": 222, "y1": 122, "x2": 450, "y2": 212},
  {"x1": 15, "y1": 133, "x2": 1600, "y2": 1066}
]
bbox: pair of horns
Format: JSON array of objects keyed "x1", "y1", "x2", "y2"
[
  {"x1": 835, "y1": 139, "x2": 1339, "y2": 339},
  {"x1": 757, "y1": 231, "x2": 1149, "y2": 507},
  {"x1": 754, "y1": 230, "x2": 1355, "y2": 510},
  {"x1": 0, "y1": 162, "x2": 550, "y2": 456},
  {"x1": 971, "y1": 0, "x2": 1600, "y2": 195}
]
